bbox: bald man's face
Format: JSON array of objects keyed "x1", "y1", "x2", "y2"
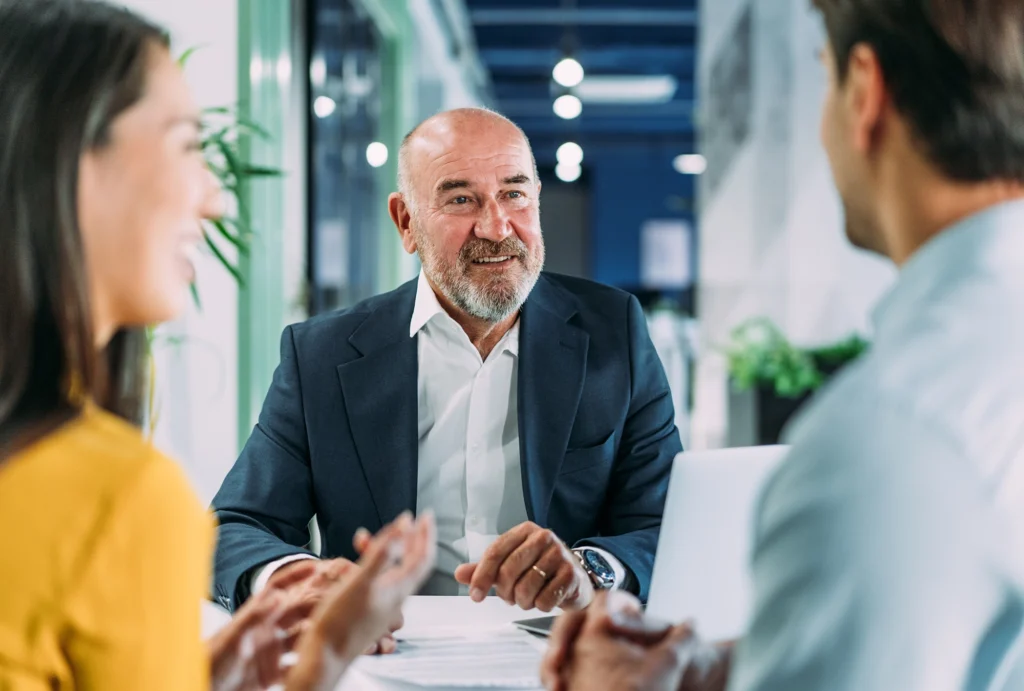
[{"x1": 398, "y1": 115, "x2": 544, "y2": 323}]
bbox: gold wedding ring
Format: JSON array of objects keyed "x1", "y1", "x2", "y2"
[{"x1": 532, "y1": 564, "x2": 548, "y2": 580}]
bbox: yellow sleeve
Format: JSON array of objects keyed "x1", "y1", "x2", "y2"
[{"x1": 63, "y1": 452, "x2": 213, "y2": 691}]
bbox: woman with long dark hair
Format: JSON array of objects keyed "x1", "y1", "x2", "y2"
[{"x1": 0, "y1": 1, "x2": 435, "y2": 689}]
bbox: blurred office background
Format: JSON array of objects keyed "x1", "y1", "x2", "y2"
[{"x1": 127, "y1": 0, "x2": 896, "y2": 502}]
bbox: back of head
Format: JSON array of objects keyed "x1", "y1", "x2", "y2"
[
  {"x1": 0, "y1": 0, "x2": 167, "y2": 453},
  {"x1": 814, "y1": 0, "x2": 1024, "y2": 182}
]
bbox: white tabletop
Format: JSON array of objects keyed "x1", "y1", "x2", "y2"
[
  {"x1": 342, "y1": 597, "x2": 552, "y2": 690},
  {"x1": 202, "y1": 597, "x2": 554, "y2": 690}
]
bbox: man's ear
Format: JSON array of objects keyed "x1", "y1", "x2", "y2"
[
  {"x1": 388, "y1": 193, "x2": 417, "y2": 254},
  {"x1": 845, "y1": 43, "x2": 887, "y2": 155}
]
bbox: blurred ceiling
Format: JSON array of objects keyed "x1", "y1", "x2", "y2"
[{"x1": 464, "y1": 0, "x2": 698, "y2": 165}]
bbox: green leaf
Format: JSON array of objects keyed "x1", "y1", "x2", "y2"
[
  {"x1": 206, "y1": 218, "x2": 250, "y2": 256},
  {"x1": 189, "y1": 281, "x2": 202, "y2": 308},
  {"x1": 722, "y1": 317, "x2": 864, "y2": 398},
  {"x1": 177, "y1": 46, "x2": 201, "y2": 67},
  {"x1": 240, "y1": 165, "x2": 284, "y2": 177},
  {"x1": 204, "y1": 233, "x2": 245, "y2": 287}
]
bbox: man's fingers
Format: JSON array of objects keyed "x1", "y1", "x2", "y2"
[
  {"x1": 648, "y1": 623, "x2": 700, "y2": 681},
  {"x1": 267, "y1": 559, "x2": 319, "y2": 589},
  {"x1": 467, "y1": 522, "x2": 537, "y2": 599},
  {"x1": 534, "y1": 562, "x2": 576, "y2": 612},
  {"x1": 493, "y1": 528, "x2": 556, "y2": 604},
  {"x1": 454, "y1": 562, "x2": 476, "y2": 585},
  {"x1": 541, "y1": 610, "x2": 587, "y2": 690},
  {"x1": 512, "y1": 542, "x2": 563, "y2": 610},
  {"x1": 600, "y1": 590, "x2": 678, "y2": 646}
]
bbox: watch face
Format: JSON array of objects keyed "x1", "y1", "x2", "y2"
[{"x1": 582, "y1": 550, "x2": 615, "y2": 583}]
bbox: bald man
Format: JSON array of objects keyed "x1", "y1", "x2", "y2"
[{"x1": 212, "y1": 108, "x2": 681, "y2": 623}]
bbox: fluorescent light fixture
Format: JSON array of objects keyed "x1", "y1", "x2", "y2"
[
  {"x1": 556, "y1": 142, "x2": 584, "y2": 166},
  {"x1": 314, "y1": 96, "x2": 336, "y2": 118},
  {"x1": 674, "y1": 154, "x2": 707, "y2": 175},
  {"x1": 366, "y1": 142, "x2": 389, "y2": 168},
  {"x1": 552, "y1": 57, "x2": 584, "y2": 88},
  {"x1": 576, "y1": 75, "x2": 678, "y2": 104},
  {"x1": 555, "y1": 161, "x2": 582, "y2": 183},
  {"x1": 553, "y1": 94, "x2": 583, "y2": 120}
]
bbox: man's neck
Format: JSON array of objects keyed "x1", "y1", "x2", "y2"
[
  {"x1": 427, "y1": 281, "x2": 519, "y2": 360},
  {"x1": 453, "y1": 310, "x2": 519, "y2": 361},
  {"x1": 880, "y1": 163, "x2": 1024, "y2": 266}
]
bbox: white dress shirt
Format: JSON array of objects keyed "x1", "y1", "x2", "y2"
[
  {"x1": 252, "y1": 271, "x2": 624, "y2": 596},
  {"x1": 730, "y1": 201, "x2": 1024, "y2": 690},
  {"x1": 410, "y1": 270, "x2": 528, "y2": 594}
]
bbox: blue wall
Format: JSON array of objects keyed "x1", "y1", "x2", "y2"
[{"x1": 588, "y1": 149, "x2": 695, "y2": 289}]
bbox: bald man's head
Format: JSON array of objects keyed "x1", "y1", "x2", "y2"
[
  {"x1": 386, "y1": 107, "x2": 545, "y2": 324},
  {"x1": 397, "y1": 108, "x2": 539, "y2": 214}
]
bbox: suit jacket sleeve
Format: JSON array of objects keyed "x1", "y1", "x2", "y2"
[
  {"x1": 575, "y1": 295, "x2": 681, "y2": 601},
  {"x1": 212, "y1": 325, "x2": 317, "y2": 610}
]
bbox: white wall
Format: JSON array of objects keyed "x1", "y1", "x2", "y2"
[
  {"x1": 691, "y1": 0, "x2": 897, "y2": 449},
  {"x1": 121, "y1": 0, "x2": 241, "y2": 503}
]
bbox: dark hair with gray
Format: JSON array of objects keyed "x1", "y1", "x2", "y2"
[
  {"x1": 0, "y1": 0, "x2": 169, "y2": 453},
  {"x1": 812, "y1": 0, "x2": 1024, "y2": 183}
]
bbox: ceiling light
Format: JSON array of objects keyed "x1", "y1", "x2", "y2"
[
  {"x1": 553, "y1": 94, "x2": 582, "y2": 120},
  {"x1": 552, "y1": 57, "x2": 584, "y2": 88},
  {"x1": 556, "y1": 142, "x2": 584, "y2": 166},
  {"x1": 313, "y1": 96, "x2": 336, "y2": 118},
  {"x1": 674, "y1": 154, "x2": 707, "y2": 175},
  {"x1": 555, "y1": 161, "x2": 582, "y2": 183},
  {"x1": 366, "y1": 142, "x2": 389, "y2": 168},
  {"x1": 310, "y1": 53, "x2": 327, "y2": 88},
  {"x1": 576, "y1": 75, "x2": 678, "y2": 104}
]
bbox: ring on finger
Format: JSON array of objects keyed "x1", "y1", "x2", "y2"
[{"x1": 531, "y1": 564, "x2": 549, "y2": 580}]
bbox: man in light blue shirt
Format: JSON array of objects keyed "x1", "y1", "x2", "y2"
[{"x1": 541, "y1": 0, "x2": 1024, "y2": 689}]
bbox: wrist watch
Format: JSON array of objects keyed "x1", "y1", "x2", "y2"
[{"x1": 572, "y1": 547, "x2": 616, "y2": 590}]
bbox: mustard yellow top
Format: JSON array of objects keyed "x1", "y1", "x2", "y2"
[{"x1": 0, "y1": 405, "x2": 214, "y2": 690}]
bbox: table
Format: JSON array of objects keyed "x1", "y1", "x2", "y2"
[
  {"x1": 202, "y1": 597, "x2": 554, "y2": 690},
  {"x1": 342, "y1": 597, "x2": 552, "y2": 690}
]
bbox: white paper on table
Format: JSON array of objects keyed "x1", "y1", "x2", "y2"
[{"x1": 353, "y1": 629, "x2": 546, "y2": 688}]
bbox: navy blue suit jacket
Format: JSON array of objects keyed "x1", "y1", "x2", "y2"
[{"x1": 211, "y1": 273, "x2": 681, "y2": 610}]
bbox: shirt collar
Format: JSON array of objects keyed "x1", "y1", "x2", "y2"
[
  {"x1": 872, "y1": 199, "x2": 1024, "y2": 338},
  {"x1": 410, "y1": 270, "x2": 447, "y2": 337},
  {"x1": 409, "y1": 270, "x2": 521, "y2": 357}
]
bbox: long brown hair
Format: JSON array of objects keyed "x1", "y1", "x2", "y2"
[{"x1": 0, "y1": 0, "x2": 169, "y2": 454}]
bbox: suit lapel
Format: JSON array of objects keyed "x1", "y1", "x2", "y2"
[
  {"x1": 337, "y1": 282, "x2": 419, "y2": 529},
  {"x1": 518, "y1": 276, "x2": 589, "y2": 527}
]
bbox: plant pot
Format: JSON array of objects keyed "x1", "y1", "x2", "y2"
[{"x1": 727, "y1": 361, "x2": 846, "y2": 446}]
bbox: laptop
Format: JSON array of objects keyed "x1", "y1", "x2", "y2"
[
  {"x1": 645, "y1": 445, "x2": 790, "y2": 641},
  {"x1": 514, "y1": 445, "x2": 789, "y2": 640}
]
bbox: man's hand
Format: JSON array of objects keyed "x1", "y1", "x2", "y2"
[
  {"x1": 453, "y1": 521, "x2": 594, "y2": 612},
  {"x1": 266, "y1": 557, "x2": 403, "y2": 654},
  {"x1": 540, "y1": 591, "x2": 695, "y2": 691},
  {"x1": 285, "y1": 512, "x2": 437, "y2": 691}
]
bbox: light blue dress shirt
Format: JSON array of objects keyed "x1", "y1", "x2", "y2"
[{"x1": 729, "y1": 201, "x2": 1024, "y2": 691}]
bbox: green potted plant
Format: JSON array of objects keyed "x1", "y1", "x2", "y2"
[{"x1": 723, "y1": 318, "x2": 868, "y2": 444}]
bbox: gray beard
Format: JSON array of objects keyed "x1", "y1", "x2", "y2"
[{"x1": 438, "y1": 266, "x2": 539, "y2": 323}]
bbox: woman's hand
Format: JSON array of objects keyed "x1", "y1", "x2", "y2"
[
  {"x1": 285, "y1": 511, "x2": 437, "y2": 691},
  {"x1": 207, "y1": 586, "x2": 309, "y2": 691}
]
